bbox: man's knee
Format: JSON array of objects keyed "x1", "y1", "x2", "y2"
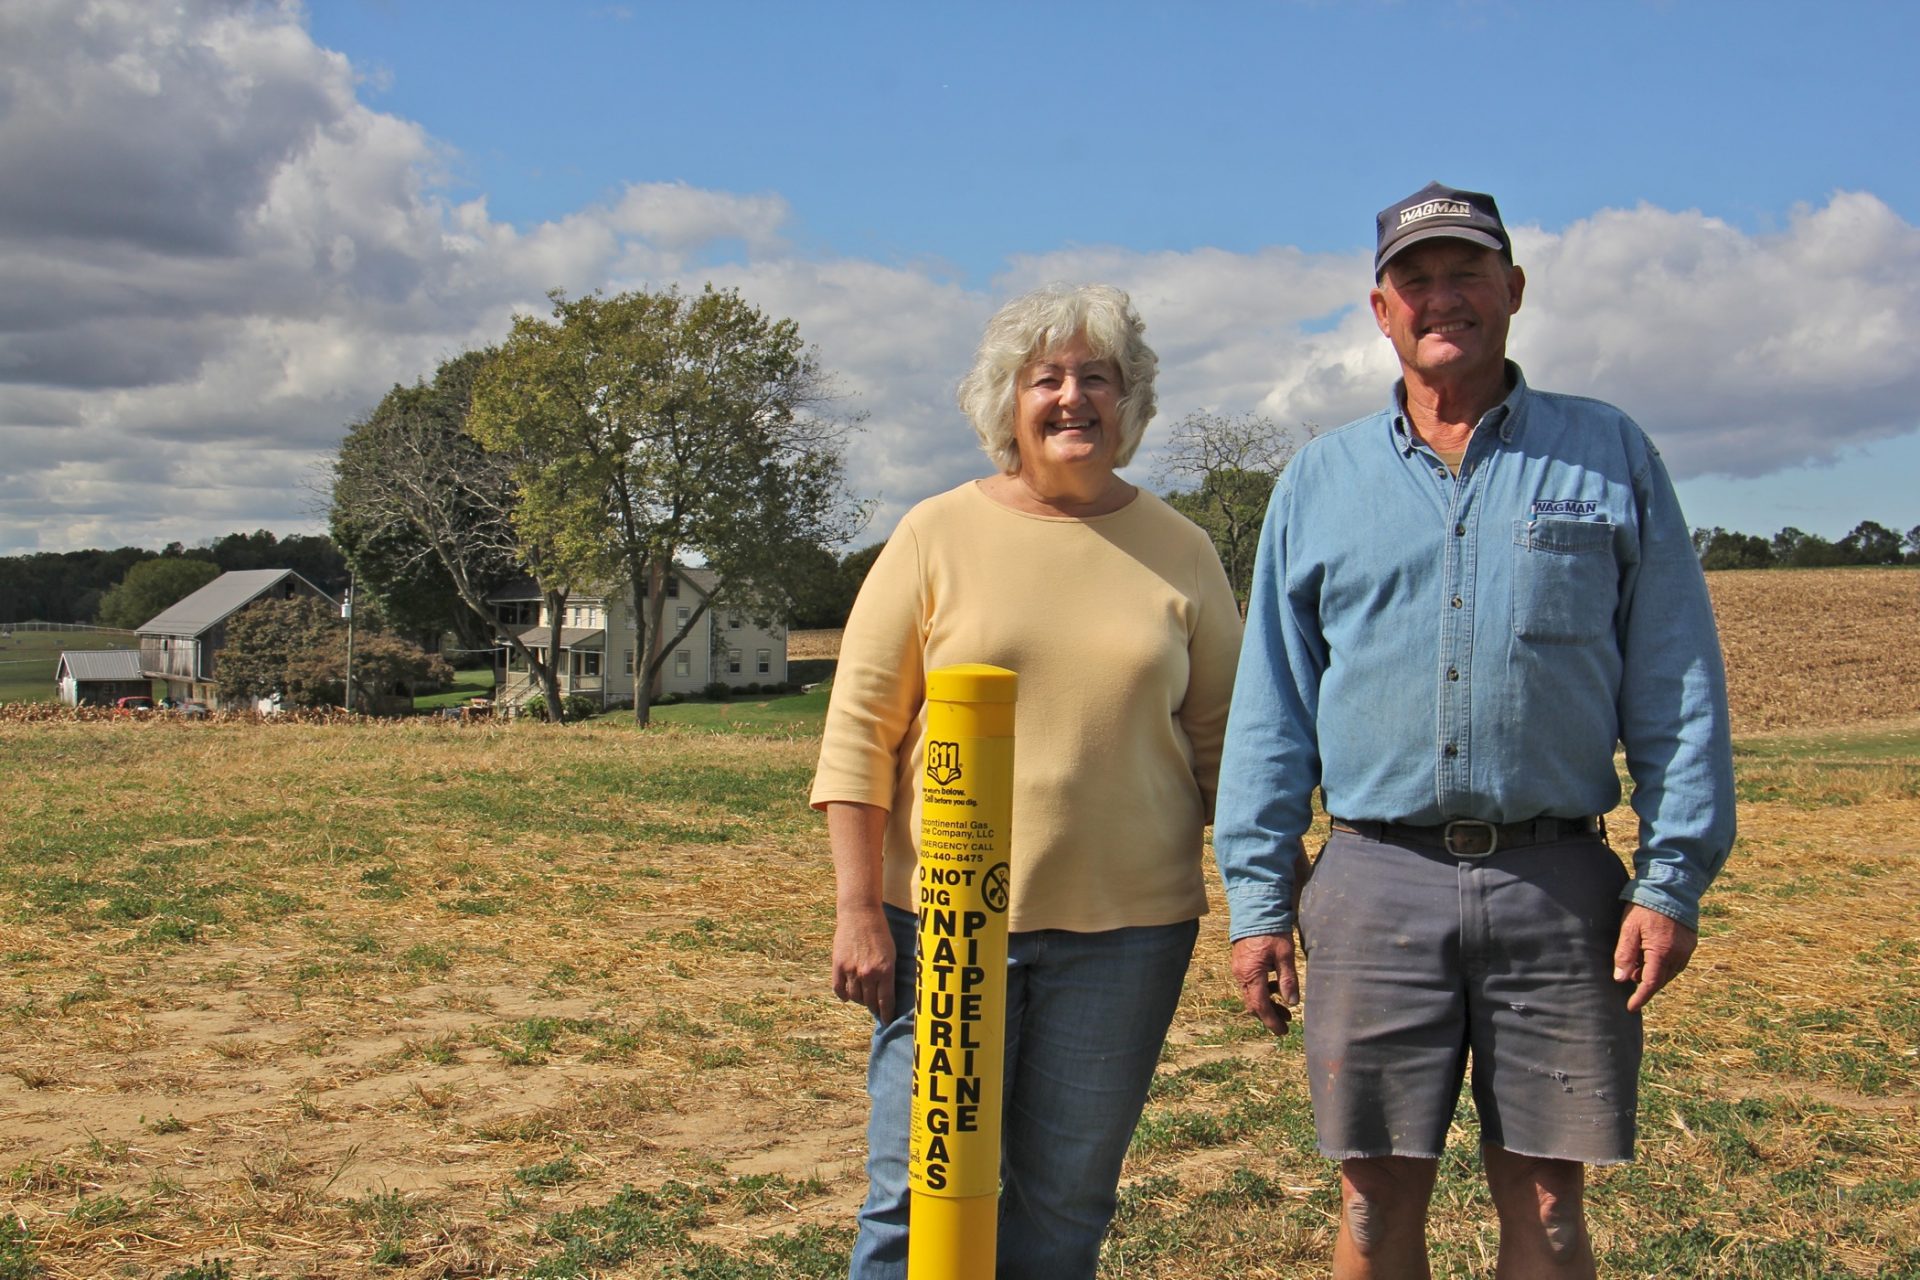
[
  {"x1": 1535, "y1": 1177, "x2": 1588, "y2": 1258},
  {"x1": 1339, "y1": 1158, "x2": 1434, "y2": 1255},
  {"x1": 1488, "y1": 1151, "x2": 1589, "y2": 1258}
]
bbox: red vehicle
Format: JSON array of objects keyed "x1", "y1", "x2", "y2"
[{"x1": 113, "y1": 695, "x2": 155, "y2": 714}]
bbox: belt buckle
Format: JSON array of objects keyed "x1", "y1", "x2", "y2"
[{"x1": 1443, "y1": 819, "x2": 1498, "y2": 858}]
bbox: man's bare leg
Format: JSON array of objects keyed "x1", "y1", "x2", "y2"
[
  {"x1": 1333, "y1": 1156, "x2": 1439, "y2": 1279},
  {"x1": 1483, "y1": 1147, "x2": 1596, "y2": 1279}
]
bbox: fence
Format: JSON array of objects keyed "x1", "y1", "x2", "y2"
[{"x1": 0, "y1": 620, "x2": 136, "y2": 635}]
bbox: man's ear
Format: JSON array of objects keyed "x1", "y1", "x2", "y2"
[
  {"x1": 1507, "y1": 264, "x2": 1526, "y2": 315},
  {"x1": 1369, "y1": 285, "x2": 1391, "y2": 336}
]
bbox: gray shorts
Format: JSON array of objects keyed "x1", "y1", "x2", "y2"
[{"x1": 1297, "y1": 826, "x2": 1640, "y2": 1164}]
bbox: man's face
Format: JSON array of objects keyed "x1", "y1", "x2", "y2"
[{"x1": 1370, "y1": 240, "x2": 1525, "y2": 386}]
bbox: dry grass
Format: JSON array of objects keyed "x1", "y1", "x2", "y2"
[{"x1": 0, "y1": 572, "x2": 1914, "y2": 1278}]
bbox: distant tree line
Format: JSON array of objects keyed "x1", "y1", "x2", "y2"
[
  {"x1": 0, "y1": 531, "x2": 347, "y2": 626},
  {"x1": 1692, "y1": 522, "x2": 1920, "y2": 570}
]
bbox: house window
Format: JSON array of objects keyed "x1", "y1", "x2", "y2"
[
  {"x1": 728, "y1": 615, "x2": 741, "y2": 630},
  {"x1": 676, "y1": 606, "x2": 690, "y2": 628},
  {"x1": 728, "y1": 650, "x2": 741, "y2": 674},
  {"x1": 674, "y1": 650, "x2": 691, "y2": 678},
  {"x1": 624, "y1": 649, "x2": 635, "y2": 675},
  {"x1": 665, "y1": 577, "x2": 679, "y2": 598},
  {"x1": 757, "y1": 649, "x2": 771, "y2": 675},
  {"x1": 578, "y1": 651, "x2": 601, "y2": 677}
]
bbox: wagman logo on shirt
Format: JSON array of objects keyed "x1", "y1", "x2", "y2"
[{"x1": 1530, "y1": 499, "x2": 1601, "y2": 517}]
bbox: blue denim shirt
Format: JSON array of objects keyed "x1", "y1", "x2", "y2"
[{"x1": 1214, "y1": 366, "x2": 1735, "y2": 937}]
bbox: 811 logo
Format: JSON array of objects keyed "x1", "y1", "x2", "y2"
[{"x1": 926, "y1": 741, "x2": 963, "y2": 786}]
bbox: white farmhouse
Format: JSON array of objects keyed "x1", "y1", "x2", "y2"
[{"x1": 489, "y1": 566, "x2": 787, "y2": 711}]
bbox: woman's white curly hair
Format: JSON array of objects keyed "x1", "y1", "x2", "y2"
[{"x1": 956, "y1": 283, "x2": 1158, "y2": 475}]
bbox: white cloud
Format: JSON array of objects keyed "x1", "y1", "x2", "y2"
[
  {"x1": 1512, "y1": 194, "x2": 1920, "y2": 478},
  {"x1": 0, "y1": 1, "x2": 1916, "y2": 557}
]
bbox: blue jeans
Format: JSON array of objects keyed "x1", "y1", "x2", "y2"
[{"x1": 849, "y1": 904, "x2": 1197, "y2": 1280}]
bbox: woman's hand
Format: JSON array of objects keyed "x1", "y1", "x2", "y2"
[
  {"x1": 833, "y1": 903, "x2": 898, "y2": 1021},
  {"x1": 825, "y1": 801, "x2": 895, "y2": 1020}
]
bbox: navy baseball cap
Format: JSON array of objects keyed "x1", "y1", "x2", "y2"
[{"x1": 1374, "y1": 181, "x2": 1511, "y2": 277}]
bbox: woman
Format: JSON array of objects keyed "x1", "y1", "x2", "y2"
[{"x1": 811, "y1": 284, "x2": 1242, "y2": 1279}]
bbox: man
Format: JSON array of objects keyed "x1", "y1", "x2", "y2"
[{"x1": 1213, "y1": 182, "x2": 1735, "y2": 1278}]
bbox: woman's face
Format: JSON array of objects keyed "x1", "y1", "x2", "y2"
[{"x1": 1010, "y1": 333, "x2": 1123, "y2": 482}]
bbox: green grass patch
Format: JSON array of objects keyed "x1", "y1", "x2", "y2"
[
  {"x1": 0, "y1": 1213, "x2": 36, "y2": 1280},
  {"x1": 601, "y1": 684, "x2": 831, "y2": 736},
  {"x1": 523, "y1": 1180, "x2": 849, "y2": 1280},
  {"x1": 1732, "y1": 724, "x2": 1920, "y2": 806},
  {"x1": 514, "y1": 1156, "x2": 580, "y2": 1188},
  {"x1": 411, "y1": 666, "x2": 497, "y2": 712}
]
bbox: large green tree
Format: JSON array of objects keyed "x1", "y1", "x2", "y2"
[
  {"x1": 331, "y1": 349, "x2": 571, "y2": 720},
  {"x1": 1156, "y1": 412, "x2": 1311, "y2": 605},
  {"x1": 217, "y1": 597, "x2": 340, "y2": 705},
  {"x1": 469, "y1": 286, "x2": 866, "y2": 724},
  {"x1": 96, "y1": 557, "x2": 222, "y2": 630},
  {"x1": 219, "y1": 596, "x2": 447, "y2": 709}
]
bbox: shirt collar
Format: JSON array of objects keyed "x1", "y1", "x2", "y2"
[{"x1": 1390, "y1": 361, "x2": 1530, "y2": 455}]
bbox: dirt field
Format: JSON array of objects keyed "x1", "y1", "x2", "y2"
[
  {"x1": 1, "y1": 569, "x2": 1916, "y2": 1277},
  {"x1": 1706, "y1": 569, "x2": 1920, "y2": 732}
]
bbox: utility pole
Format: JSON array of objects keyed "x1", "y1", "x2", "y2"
[{"x1": 342, "y1": 575, "x2": 355, "y2": 713}]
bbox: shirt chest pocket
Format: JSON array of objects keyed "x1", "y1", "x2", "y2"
[{"x1": 1510, "y1": 518, "x2": 1618, "y2": 644}]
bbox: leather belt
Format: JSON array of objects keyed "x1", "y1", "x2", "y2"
[{"x1": 1329, "y1": 815, "x2": 1604, "y2": 859}]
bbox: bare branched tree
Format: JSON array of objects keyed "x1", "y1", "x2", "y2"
[
  {"x1": 1156, "y1": 412, "x2": 1314, "y2": 605},
  {"x1": 330, "y1": 350, "x2": 571, "y2": 720}
]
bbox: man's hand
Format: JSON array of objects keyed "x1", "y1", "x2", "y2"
[
  {"x1": 1231, "y1": 933, "x2": 1299, "y2": 1037},
  {"x1": 1613, "y1": 904, "x2": 1697, "y2": 1013},
  {"x1": 833, "y1": 903, "x2": 898, "y2": 1022}
]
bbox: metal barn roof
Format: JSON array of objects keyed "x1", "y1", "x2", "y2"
[
  {"x1": 138, "y1": 570, "x2": 334, "y2": 637},
  {"x1": 57, "y1": 650, "x2": 145, "y2": 681}
]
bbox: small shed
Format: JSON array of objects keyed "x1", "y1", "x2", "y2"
[{"x1": 56, "y1": 649, "x2": 150, "y2": 706}]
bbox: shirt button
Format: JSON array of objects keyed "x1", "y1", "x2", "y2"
[
  {"x1": 1443, "y1": 743, "x2": 1459, "y2": 757},
  {"x1": 1451, "y1": 596, "x2": 1463, "y2": 609},
  {"x1": 1455, "y1": 523, "x2": 1466, "y2": 537},
  {"x1": 1448, "y1": 667, "x2": 1460, "y2": 681}
]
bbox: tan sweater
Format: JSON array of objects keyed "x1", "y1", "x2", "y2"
[{"x1": 811, "y1": 481, "x2": 1242, "y2": 932}]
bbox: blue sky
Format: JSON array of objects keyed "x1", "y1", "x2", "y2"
[
  {"x1": 311, "y1": 2, "x2": 1916, "y2": 275},
  {"x1": 2, "y1": 0, "x2": 1917, "y2": 556}
]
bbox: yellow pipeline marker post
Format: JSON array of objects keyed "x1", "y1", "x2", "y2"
[{"x1": 908, "y1": 664, "x2": 1016, "y2": 1280}]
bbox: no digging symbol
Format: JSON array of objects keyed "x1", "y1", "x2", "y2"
[{"x1": 982, "y1": 862, "x2": 1010, "y2": 913}]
